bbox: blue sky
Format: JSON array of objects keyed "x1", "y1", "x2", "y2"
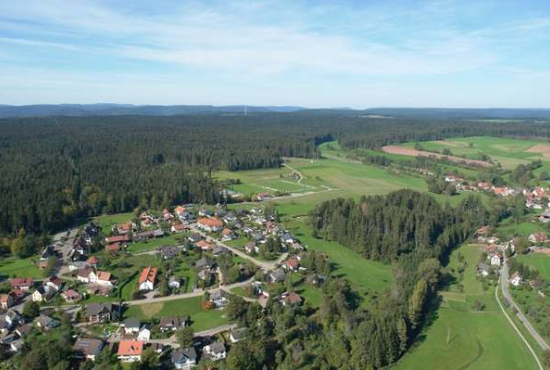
[{"x1": 1, "y1": 0, "x2": 550, "y2": 108}]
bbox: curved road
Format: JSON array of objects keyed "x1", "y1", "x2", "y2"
[{"x1": 501, "y1": 256, "x2": 549, "y2": 352}]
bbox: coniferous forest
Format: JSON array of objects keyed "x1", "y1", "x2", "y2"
[{"x1": 1, "y1": 113, "x2": 550, "y2": 236}]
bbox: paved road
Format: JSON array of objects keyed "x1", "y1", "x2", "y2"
[
  {"x1": 496, "y1": 273, "x2": 544, "y2": 370},
  {"x1": 53, "y1": 227, "x2": 79, "y2": 276},
  {"x1": 126, "y1": 277, "x2": 255, "y2": 306},
  {"x1": 191, "y1": 226, "x2": 288, "y2": 271},
  {"x1": 132, "y1": 323, "x2": 238, "y2": 348},
  {"x1": 501, "y1": 255, "x2": 550, "y2": 352}
]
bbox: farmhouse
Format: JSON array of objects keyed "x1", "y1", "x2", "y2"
[{"x1": 138, "y1": 267, "x2": 158, "y2": 291}]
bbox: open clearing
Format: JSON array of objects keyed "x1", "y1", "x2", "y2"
[
  {"x1": 527, "y1": 144, "x2": 550, "y2": 159},
  {"x1": 393, "y1": 244, "x2": 538, "y2": 370}
]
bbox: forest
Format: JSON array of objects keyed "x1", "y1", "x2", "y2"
[
  {"x1": 2, "y1": 113, "x2": 550, "y2": 236},
  {"x1": 306, "y1": 190, "x2": 488, "y2": 368}
]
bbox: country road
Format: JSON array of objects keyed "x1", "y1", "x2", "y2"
[{"x1": 500, "y1": 255, "x2": 550, "y2": 351}]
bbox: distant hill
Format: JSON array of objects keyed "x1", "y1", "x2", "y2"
[
  {"x1": 362, "y1": 107, "x2": 550, "y2": 119},
  {"x1": 0, "y1": 104, "x2": 306, "y2": 117},
  {"x1": 1, "y1": 104, "x2": 550, "y2": 119}
]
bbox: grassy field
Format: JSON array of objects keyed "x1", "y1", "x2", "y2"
[
  {"x1": 94, "y1": 212, "x2": 133, "y2": 234},
  {"x1": 0, "y1": 257, "x2": 43, "y2": 278},
  {"x1": 518, "y1": 253, "x2": 550, "y2": 281},
  {"x1": 393, "y1": 244, "x2": 538, "y2": 370},
  {"x1": 127, "y1": 234, "x2": 178, "y2": 253},
  {"x1": 124, "y1": 296, "x2": 228, "y2": 331},
  {"x1": 281, "y1": 216, "x2": 392, "y2": 305},
  {"x1": 401, "y1": 136, "x2": 550, "y2": 169}
]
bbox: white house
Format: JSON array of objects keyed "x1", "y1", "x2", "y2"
[
  {"x1": 138, "y1": 267, "x2": 158, "y2": 291},
  {"x1": 169, "y1": 277, "x2": 181, "y2": 290},
  {"x1": 137, "y1": 326, "x2": 151, "y2": 341},
  {"x1": 510, "y1": 272, "x2": 523, "y2": 287},
  {"x1": 204, "y1": 342, "x2": 226, "y2": 361},
  {"x1": 490, "y1": 253, "x2": 502, "y2": 266}
]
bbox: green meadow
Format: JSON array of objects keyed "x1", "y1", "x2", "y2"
[
  {"x1": 517, "y1": 253, "x2": 550, "y2": 281},
  {"x1": 393, "y1": 244, "x2": 538, "y2": 370},
  {"x1": 124, "y1": 296, "x2": 228, "y2": 332},
  {"x1": 0, "y1": 257, "x2": 43, "y2": 278}
]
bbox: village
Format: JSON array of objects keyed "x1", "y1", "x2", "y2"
[{"x1": 0, "y1": 203, "x2": 325, "y2": 368}]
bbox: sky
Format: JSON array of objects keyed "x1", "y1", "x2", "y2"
[{"x1": 1, "y1": 0, "x2": 550, "y2": 108}]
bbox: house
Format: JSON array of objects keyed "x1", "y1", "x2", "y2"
[
  {"x1": 11, "y1": 277, "x2": 33, "y2": 291},
  {"x1": 210, "y1": 290, "x2": 229, "y2": 308},
  {"x1": 269, "y1": 269, "x2": 286, "y2": 283},
  {"x1": 106, "y1": 243, "x2": 122, "y2": 253},
  {"x1": 86, "y1": 303, "x2": 116, "y2": 323},
  {"x1": 106, "y1": 235, "x2": 131, "y2": 244},
  {"x1": 477, "y1": 263, "x2": 490, "y2": 277},
  {"x1": 197, "y1": 217, "x2": 223, "y2": 232},
  {"x1": 196, "y1": 240, "x2": 215, "y2": 251},
  {"x1": 15, "y1": 323, "x2": 33, "y2": 338},
  {"x1": 10, "y1": 339, "x2": 24, "y2": 352},
  {"x1": 149, "y1": 343, "x2": 165, "y2": 354},
  {"x1": 172, "y1": 347, "x2": 198, "y2": 369},
  {"x1": 92, "y1": 271, "x2": 113, "y2": 286},
  {"x1": 171, "y1": 224, "x2": 188, "y2": 233},
  {"x1": 280, "y1": 233, "x2": 295, "y2": 244},
  {"x1": 137, "y1": 325, "x2": 151, "y2": 341},
  {"x1": 221, "y1": 228, "x2": 235, "y2": 241},
  {"x1": 45, "y1": 276, "x2": 63, "y2": 291},
  {"x1": 212, "y1": 246, "x2": 228, "y2": 257},
  {"x1": 5, "y1": 310, "x2": 22, "y2": 326},
  {"x1": 198, "y1": 269, "x2": 213, "y2": 282},
  {"x1": 61, "y1": 289, "x2": 82, "y2": 303},
  {"x1": 529, "y1": 232, "x2": 548, "y2": 244},
  {"x1": 188, "y1": 233, "x2": 203, "y2": 243},
  {"x1": 284, "y1": 258, "x2": 300, "y2": 272},
  {"x1": 229, "y1": 327, "x2": 248, "y2": 343},
  {"x1": 510, "y1": 272, "x2": 523, "y2": 287},
  {"x1": 204, "y1": 342, "x2": 226, "y2": 361},
  {"x1": 73, "y1": 338, "x2": 104, "y2": 361},
  {"x1": 77, "y1": 267, "x2": 95, "y2": 283},
  {"x1": 0, "y1": 293, "x2": 15, "y2": 309},
  {"x1": 175, "y1": 206, "x2": 187, "y2": 217},
  {"x1": 158, "y1": 246, "x2": 180, "y2": 260},
  {"x1": 163, "y1": 209, "x2": 175, "y2": 223},
  {"x1": 159, "y1": 316, "x2": 189, "y2": 332},
  {"x1": 117, "y1": 221, "x2": 134, "y2": 235},
  {"x1": 32, "y1": 285, "x2": 52, "y2": 302},
  {"x1": 0, "y1": 319, "x2": 8, "y2": 334},
  {"x1": 195, "y1": 257, "x2": 214, "y2": 270},
  {"x1": 539, "y1": 208, "x2": 550, "y2": 223},
  {"x1": 281, "y1": 292, "x2": 302, "y2": 306},
  {"x1": 169, "y1": 276, "x2": 181, "y2": 289},
  {"x1": 490, "y1": 253, "x2": 502, "y2": 266},
  {"x1": 138, "y1": 267, "x2": 158, "y2": 291},
  {"x1": 245, "y1": 242, "x2": 259, "y2": 254},
  {"x1": 123, "y1": 318, "x2": 141, "y2": 334},
  {"x1": 118, "y1": 340, "x2": 144, "y2": 362},
  {"x1": 86, "y1": 256, "x2": 99, "y2": 268},
  {"x1": 35, "y1": 315, "x2": 60, "y2": 331}
]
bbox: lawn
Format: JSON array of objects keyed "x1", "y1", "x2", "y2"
[
  {"x1": 127, "y1": 235, "x2": 177, "y2": 253},
  {"x1": 94, "y1": 212, "x2": 134, "y2": 234},
  {"x1": 393, "y1": 244, "x2": 538, "y2": 370},
  {"x1": 0, "y1": 257, "x2": 43, "y2": 278},
  {"x1": 124, "y1": 296, "x2": 228, "y2": 332},
  {"x1": 517, "y1": 253, "x2": 550, "y2": 281}
]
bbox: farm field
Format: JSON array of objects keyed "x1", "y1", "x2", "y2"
[
  {"x1": 124, "y1": 296, "x2": 228, "y2": 331},
  {"x1": 393, "y1": 244, "x2": 538, "y2": 370},
  {"x1": 401, "y1": 136, "x2": 550, "y2": 169}
]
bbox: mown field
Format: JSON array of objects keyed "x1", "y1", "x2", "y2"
[
  {"x1": 393, "y1": 244, "x2": 538, "y2": 370},
  {"x1": 124, "y1": 296, "x2": 228, "y2": 332},
  {"x1": 401, "y1": 136, "x2": 550, "y2": 170}
]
